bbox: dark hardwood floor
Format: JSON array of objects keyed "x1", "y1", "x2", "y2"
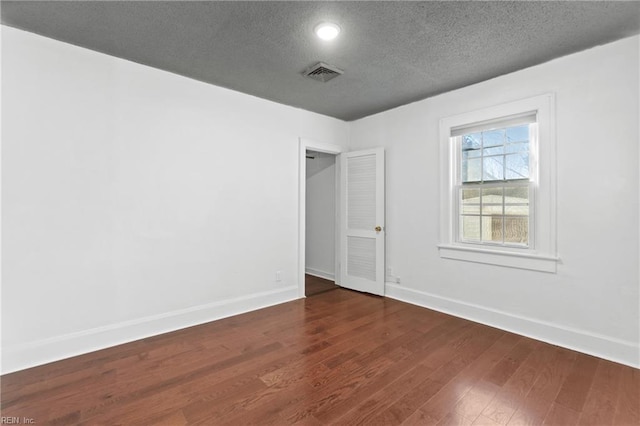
[
  {"x1": 305, "y1": 274, "x2": 338, "y2": 297},
  {"x1": 1, "y1": 289, "x2": 638, "y2": 425}
]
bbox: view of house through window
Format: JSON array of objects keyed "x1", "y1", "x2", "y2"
[{"x1": 456, "y1": 120, "x2": 533, "y2": 246}]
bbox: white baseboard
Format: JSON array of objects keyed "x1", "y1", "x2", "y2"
[
  {"x1": 305, "y1": 268, "x2": 335, "y2": 281},
  {"x1": 1, "y1": 286, "x2": 298, "y2": 374},
  {"x1": 385, "y1": 282, "x2": 640, "y2": 369}
]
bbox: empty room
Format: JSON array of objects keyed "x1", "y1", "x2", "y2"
[{"x1": 1, "y1": 1, "x2": 639, "y2": 425}]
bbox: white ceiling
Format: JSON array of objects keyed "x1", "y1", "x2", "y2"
[{"x1": 2, "y1": 1, "x2": 639, "y2": 121}]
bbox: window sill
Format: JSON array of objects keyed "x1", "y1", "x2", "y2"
[{"x1": 438, "y1": 244, "x2": 559, "y2": 273}]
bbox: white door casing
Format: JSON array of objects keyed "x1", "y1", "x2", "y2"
[{"x1": 339, "y1": 148, "x2": 385, "y2": 296}]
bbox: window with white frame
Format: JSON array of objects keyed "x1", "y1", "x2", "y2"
[
  {"x1": 439, "y1": 94, "x2": 558, "y2": 272},
  {"x1": 455, "y1": 115, "x2": 535, "y2": 247}
]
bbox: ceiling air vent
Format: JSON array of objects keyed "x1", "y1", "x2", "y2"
[{"x1": 303, "y1": 62, "x2": 344, "y2": 83}]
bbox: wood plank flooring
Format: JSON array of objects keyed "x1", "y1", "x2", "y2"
[
  {"x1": 305, "y1": 274, "x2": 338, "y2": 297},
  {"x1": 1, "y1": 289, "x2": 638, "y2": 425}
]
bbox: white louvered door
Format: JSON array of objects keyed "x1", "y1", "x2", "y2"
[{"x1": 339, "y1": 148, "x2": 385, "y2": 296}]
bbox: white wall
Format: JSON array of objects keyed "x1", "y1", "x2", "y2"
[
  {"x1": 349, "y1": 36, "x2": 640, "y2": 367},
  {"x1": 1, "y1": 26, "x2": 349, "y2": 373},
  {"x1": 305, "y1": 152, "x2": 336, "y2": 280}
]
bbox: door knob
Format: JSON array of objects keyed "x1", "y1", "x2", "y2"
[{"x1": 375, "y1": 226, "x2": 382, "y2": 232}]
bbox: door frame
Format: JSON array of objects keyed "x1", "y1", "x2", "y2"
[{"x1": 298, "y1": 137, "x2": 343, "y2": 298}]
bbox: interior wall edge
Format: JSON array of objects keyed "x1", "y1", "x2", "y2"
[
  {"x1": 385, "y1": 282, "x2": 640, "y2": 369},
  {"x1": 1, "y1": 286, "x2": 298, "y2": 375}
]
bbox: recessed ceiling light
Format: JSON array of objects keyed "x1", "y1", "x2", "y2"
[{"x1": 314, "y1": 22, "x2": 341, "y2": 41}]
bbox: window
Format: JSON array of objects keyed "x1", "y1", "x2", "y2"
[
  {"x1": 439, "y1": 94, "x2": 558, "y2": 272},
  {"x1": 456, "y1": 116, "x2": 534, "y2": 247}
]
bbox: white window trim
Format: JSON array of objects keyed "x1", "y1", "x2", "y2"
[{"x1": 438, "y1": 94, "x2": 558, "y2": 273}]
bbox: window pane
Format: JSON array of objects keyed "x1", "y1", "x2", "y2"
[
  {"x1": 463, "y1": 157, "x2": 481, "y2": 182},
  {"x1": 504, "y1": 186, "x2": 529, "y2": 216},
  {"x1": 463, "y1": 149, "x2": 481, "y2": 160},
  {"x1": 506, "y1": 125, "x2": 529, "y2": 143},
  {"x1": 504, "y1": 216, "x2": 529, "y2": 244},
  {"x1": 462, "y1": 133, "x2": 481, "y2": 150},
  {"x1": 505, "y1": 153, "x2": 529, "y2": 180},
  {"x1": 505, "y1": 141, "x2": 528, "y2": 154},
  {"x1": 481, "y1": 187, "x2": 503, "y2": 215},
  {"x1": 462, "y1": 204, "x2": 481, "y2": 214},
  {"x1": 461, "y1": 215, "x2": 481, "y2": 241},
  {"x1": 504, "y1": 186, "x2": 528, "y2": 201},
  {"x1": 462, "y1": 188, "x2": 481, "y2": 200},
  {"x1": 484, "y1": 145, "x2": 504, "y2": 156},
  {"x1": 461, "y1": 188, "x2": 480, "y2": 214},
  {"x1": 485, "y1": 216, "x2": 503, "y2": 243},
  {"x1": 505, "y1": 205, "x2": 529, "y2": 216},
  {"x1": 483, "y1": 129, "x2": 504, "y2": 147},
  {"x1": 483, "y1": 156, "x2": 504, "y2": 181}
]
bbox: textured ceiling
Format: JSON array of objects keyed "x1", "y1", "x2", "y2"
[{"x1": 2, "y1": 1, "x2": 639, "y2": 121}]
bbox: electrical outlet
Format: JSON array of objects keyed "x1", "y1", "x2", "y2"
[
  {"x1": 386, "y1": 266, "x2": 393, "y2": 276},
  {"x1": 275, "y1": 271, "x2": 281, "y2": 282}
]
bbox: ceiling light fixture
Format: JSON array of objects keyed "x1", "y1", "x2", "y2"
[{"x1": 314, "y1": 22, "x2": 341, "y2": 41}]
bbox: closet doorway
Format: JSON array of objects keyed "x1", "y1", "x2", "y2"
[
  {"x1": 298, "y1": 138, "x2": 342, "y2": 298},
  {"x1": 305, "y1": 149, "x2": 339, "y2": 296}
]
